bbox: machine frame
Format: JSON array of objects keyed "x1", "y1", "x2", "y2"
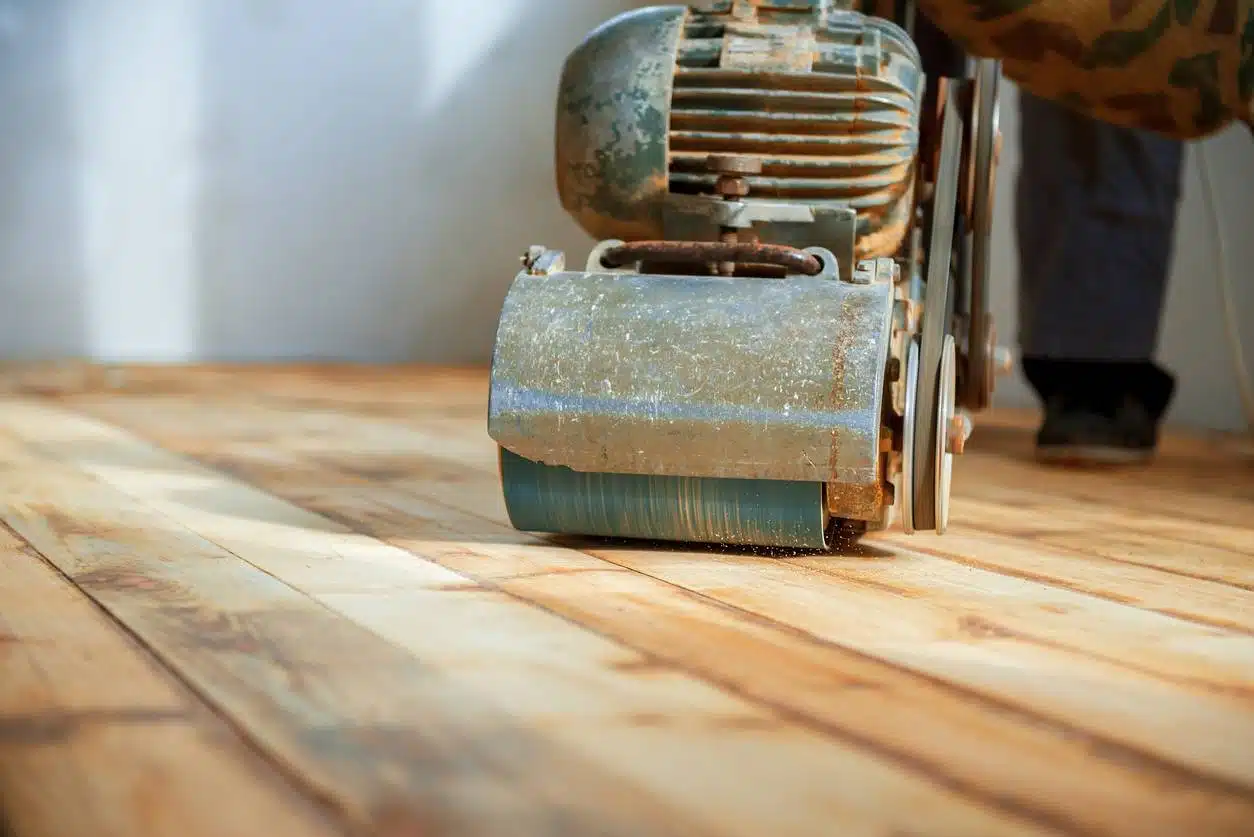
[{"x1": 486, "y1": 0, "x2": 1005, "y2": 549}]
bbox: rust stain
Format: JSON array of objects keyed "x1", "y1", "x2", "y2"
[{"x1": 825, "y1": 481, "x2": 885, "y2": 523}]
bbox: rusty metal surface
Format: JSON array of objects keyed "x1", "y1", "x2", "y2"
[
  {"x1": 601, "y1": 240, "x2": 823, "y2": 274},
  {"x1": 664, "y1": 4, "x2": 924, "y2": 260},
  {"x1": 487, "y1": 266, "x2": 895, "y2": 486},
  {"x1": 554, "y1": 6, "x2": 686, "y2": 243},
  {"x1": 824, "y1": 479, "x2": 886, "y2": 524},
  {"x1": 553, "y1": 3, "x2": 924, "y2": 260}
]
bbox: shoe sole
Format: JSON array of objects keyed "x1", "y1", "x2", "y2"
[{"x1": 1035, "y1": 445, "x2": 1155, "y2": 467}]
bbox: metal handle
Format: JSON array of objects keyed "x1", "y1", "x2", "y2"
[{"x1": 598, "y1": 241, "x2": 823, "y2": 276}]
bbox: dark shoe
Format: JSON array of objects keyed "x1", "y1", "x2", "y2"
[
  {"x1": 1034, "y1": 395, "x2": 1160, "y2": 465},
  {"x1": 1022, "y1": 358, "x2": 1175, "y2": 467}
]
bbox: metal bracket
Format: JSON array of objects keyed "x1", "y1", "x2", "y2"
[
  {"x1": 664, "y1": 195, "x2": 817, "y2": 229},
  {"x1": 585, "y1": 239, "x2": 634, "y2": 273},
  {"x1": 821, "y1": 207, "x2": 858, "y2": 283},
  {"x1": 795, "y1": 247, "x2": 840, "y2": 281},
  {"x1": 851, "y1": 257, "x2": 898, "y2": 286}
]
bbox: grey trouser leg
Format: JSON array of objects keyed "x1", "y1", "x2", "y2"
[{"x1": 1014, "y1": 91, "x2": 1185, "y2": 361}]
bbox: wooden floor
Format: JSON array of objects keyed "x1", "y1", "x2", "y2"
[{"x1": 0, "y1": 363, "x2": 1252, "y2": 837}]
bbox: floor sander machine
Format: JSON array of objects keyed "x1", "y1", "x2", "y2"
[{"x1": 487, "y1": 0, "x2": 1008, "y2": 550}]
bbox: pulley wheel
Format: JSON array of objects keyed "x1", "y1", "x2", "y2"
[
  {"x1": 909, "y1": 83, "x2": 964, "y2": 532},
  {"x1": 961, "y1": 59, "x2": 1002, "y2": 410},
  {"x1": 934, "y1": 335, "x2": 957, "y2": 534},
  {"x1": 901, "y1": 339, "x2": 921, "y2": 534}
]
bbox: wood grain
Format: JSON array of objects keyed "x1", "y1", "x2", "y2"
[
  {"x1": 52, "y1": 387, "x2": 1254, "y2": 836},
  {"x1": 0, "y1": 402, "x2": 1059, "y2": 837},
  {"x1": 944, "y1": 496, "x2": 1254, "y2": 591},
  {"x1": 954, "y1": 461, "x2": 1254, "y2": 554},
  {"x1": 2, "y1": 363, "x2": 1252, "y2": 837},
  {"x1": 181, "y1": 395, "x2": 1254, "y2": 691},
  {"x1": 0, "y1": 434, "x2": 719, "y2": 837},
  {"x1": 0, "y1": 528, "x2": 338, "y2": 837},
  {"x1": 877, "y1": 526, "x2": 1254, "y2": 631}
]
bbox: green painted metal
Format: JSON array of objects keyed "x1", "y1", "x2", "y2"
[
  {"x1": 499, "y1": 448, "x2": 830, "y2": 550},
  {"x1": 554, "y1": 6, "x2": 686, "y2": 243}
]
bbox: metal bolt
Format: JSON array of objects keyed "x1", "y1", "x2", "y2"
[
  {"x1": 850, "y1": 261, "x2": 874, "y2": 285},
  {"x1": 706, "y1": 155, "x2": 762, "y2": 277},
  {"x1": 715, "y1": 176, "x2": 751, "y2": 198},
  {"x1": 876, "y1": 258, "x2": 899, "y2": 285},
  {"x1": 947, "y1": 412, "x2": 973, "y2": 455}
]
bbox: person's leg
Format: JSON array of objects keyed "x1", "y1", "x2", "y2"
[{"x1": 1014, "y1": 90, "x2": 1184, "y2": 463}]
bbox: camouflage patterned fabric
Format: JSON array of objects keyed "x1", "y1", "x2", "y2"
[{"x1": 917, "y1": 0, "x2": 1254, "y2": 139}]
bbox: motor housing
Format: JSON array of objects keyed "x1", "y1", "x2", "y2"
[{"x1": 555, "y1": 1, "x2": 925, "y2": 275}]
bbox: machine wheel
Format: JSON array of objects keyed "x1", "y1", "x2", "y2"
[
  {"x1": 961, "y1": 59, "x2": 1002, "y2": 410},
  {"x1": 908, "y1": 84, "x2": 963, "y2": 532},
  {"x1": 934, "y1": 335, "x2": 957, "y2": 534},
  {"x1": 901, "y1": 340, "x2": 921, "y2": 534}
]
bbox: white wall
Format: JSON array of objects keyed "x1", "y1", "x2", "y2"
[
  {"x1": 0, "y1": 0, "x2": 1251, "y2": 431},
  {"x1": 0, "y1": 0, "x2": 627, "y2": 364},
  {"x1": 0, "y1": 0, "x2": 86, "y2": 357}
]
